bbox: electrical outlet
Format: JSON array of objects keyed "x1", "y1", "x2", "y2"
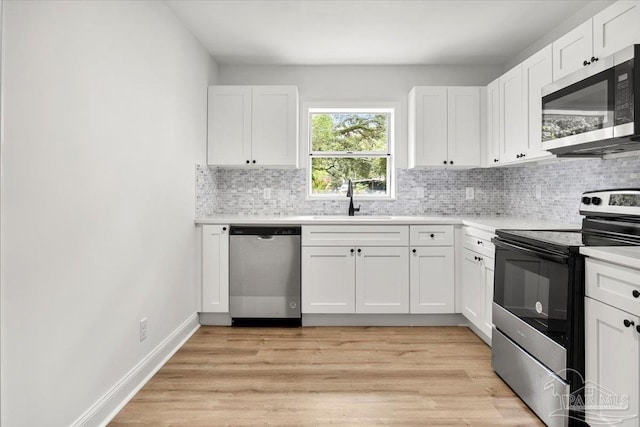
[
  {"x1": 263, "y1": 188, "x2": 271, "y2": 200},
  {"x1": 140, "y1": 317, "x2": 147, "y2": 342},
  {"x1": 535, "y1": 185, "x2": 542, "y2": 199},
  {"x1": 466, "y1": 187, "x2": 474, "y2": 200},
  {"x1": 416, "y1": 187, "x2": 425, "y2": 198}
]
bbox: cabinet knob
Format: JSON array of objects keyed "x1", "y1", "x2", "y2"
[
  {"x1": 412, "y1": 248, "x2": 417, "y2": 254},
  {"x1": 494, "y1": 158, "x2": 499, "y2": 163},
  {"x1": 350, "y1": 248, "x2": 355, "y2": 253},
  {"x1": 246, "y1": 160, "x2": 250, "y2": 164},
  {"x1": 252, "y1": 160, "x2": 256, "y2": 164},
  {"x1": 477, "y1": 240, "x2": 482, "y2": 245},
  {"x1": 636, "y1": 325, "x2": 640, "y2": 334},
  {"x1": 583, "y1": 60, "x2": 591, "y2": 66},
  {"x1": 222, "y1": 227, "x2": 227, "y2": 231},
  {"x1": 624, "y1": 319, "x2": 635, "y2": 328},
  {"x1": 633, "y1": 290, "x2": 640, "y2": 298},
  {"x1": 357, "y1": 248, "x2": 362, "y2": 253},
  {"x1": 449, "y1": 161, "x2": 453, "y2": 165},
  {"x1": 443, "y1": 160, "x2": 447, "y2": 165},
  {"x1": 591, "y1": 56, "x2": 599, "y2": 62},
  {"x1": 430, "y1": 233, "x2": 435, "y2": 238}
]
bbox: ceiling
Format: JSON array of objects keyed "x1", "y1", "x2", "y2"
[{"x1": 166, "y1": 0, "x2": 592, "y2": 66}]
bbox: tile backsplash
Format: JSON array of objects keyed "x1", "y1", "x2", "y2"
[
  {"x1": 503, "y1": 155, "x2": 640, "y2": 224},
  {"x1": 199, "y1": 167, "x2": 506, "y2": 217},
  {"x1": 196, "y1": 155, "x2": 640, "y2": 223}
]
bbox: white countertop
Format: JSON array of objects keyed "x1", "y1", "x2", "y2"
[
  {"x1": 195, "y1": 215, "x2": 579, "y2": 233},
  {"x1": 580, "y1": 246, "x2": 640, "y2": 269}
]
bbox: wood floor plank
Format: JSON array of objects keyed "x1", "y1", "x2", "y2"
[{"x1": 110, "y1": 326, "x2": 543, "y2": 426}]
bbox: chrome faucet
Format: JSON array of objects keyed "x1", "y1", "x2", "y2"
[{"x1": 346, "y1": 179, "x2": 361, "y2": 216}]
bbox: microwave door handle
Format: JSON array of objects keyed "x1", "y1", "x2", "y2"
[{"x1": 493, "y1": 240, "x2": 569, "y2": 264}]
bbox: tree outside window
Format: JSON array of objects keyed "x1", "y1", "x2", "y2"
[{"x1": 308, "y1": 108, "x2": 393, "y2": 198}]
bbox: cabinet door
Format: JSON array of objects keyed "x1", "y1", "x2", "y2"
[
  {"x1": 485, "y1": 78, "x2": 501, "y2": 166},
  {"x1": 410, "y1": 246, "x2": 454, "y2": 314},
  {"x1": 356, "y1": 246, "x2": 409, "y2": 313},
  {"x1": 552, "y1": 20, "x2": 593, "y2": 81},
  {"x1": 593, "y1": 1, "x2": 640, "y2": 59},
  {"x1": 522, "y1": 45, "x2": 555, "y2": 161},
  {"x1": 499, "y1": 65, "x2": 527, "y2": 163},
  {"x1": 301, "y1": 246, "x2": 355, "y2": 313},
  {"x1": 207, "y1": 86, "x2": 252, "y2": 166},
  {"x1": 462, "y1": 248, "x2": 482, "y2": 326},
  {"x1": 585, "y1": 297, "x2": 640, "y2": 426},
  {"x1": 481, "y1": 256, "x2": 495, "y2": 338},
  {"x1": 251, "y1": 86, "x2": 298, "y2": 167},
  {"x1": 447, "y1": 87, "x2": 481, "y2": 167},
  {"x1": 411, "y1": 87, "x2": 448, "y2": 167},
  {"x1": 202, "y1": 225, "x2": 230, "y2": 313}
]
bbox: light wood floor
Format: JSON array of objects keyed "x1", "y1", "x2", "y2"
[{"x1": 110, "y1": 326, "x2": 543, "y2": 426}]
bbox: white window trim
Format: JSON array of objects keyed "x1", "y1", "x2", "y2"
[{"x1": 303, "y1": 101, "x2": 399, "y2": 201}]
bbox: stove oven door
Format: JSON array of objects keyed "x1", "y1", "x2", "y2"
[{"x1": 493, "y1": 238, "x2": 571, "y2": 377}]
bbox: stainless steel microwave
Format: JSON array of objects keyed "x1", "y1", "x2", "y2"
[{"x1": 541, "y1": 44, "x2": 640, "y2": 156}]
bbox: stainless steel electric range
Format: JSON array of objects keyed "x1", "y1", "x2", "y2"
[{"x1": 491, "y1": 189, "x2": 640, "y2": 427}]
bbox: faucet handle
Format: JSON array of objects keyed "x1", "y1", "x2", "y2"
[{"x1": 355, "y1": 205, "x2": 361, "y2": 212}]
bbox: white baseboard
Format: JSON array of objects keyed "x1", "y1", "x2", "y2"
[
  {"x1": 71, "y1": 312, "x2": 200, "y2": 427},
  {"x1": 198, "y1": 312, "x2": 232, "y2": 326},
  {"x1": 301, "y1": 313, "x2": 467, "y2": 327}
]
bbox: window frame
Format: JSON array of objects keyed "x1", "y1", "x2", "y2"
[{"x1": 305, "y1": 104, "x2": 396, "y2": 200}]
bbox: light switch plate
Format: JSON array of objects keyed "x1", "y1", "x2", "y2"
[{"x1": 466, "y1": 187, "x2": 474, "y2": 200}]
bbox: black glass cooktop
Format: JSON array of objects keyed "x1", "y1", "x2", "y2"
[{"x1": 496, "y1": 229, "x2": 584, "y2": 253}]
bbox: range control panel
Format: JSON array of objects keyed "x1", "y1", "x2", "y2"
[{"x1": 580, "y1": 189, "x2": 640, "y2": 216}]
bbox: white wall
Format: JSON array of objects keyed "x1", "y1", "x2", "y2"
[
  {"x1": 218, "y1": 64, "x2": 502, "y2": 167},
  {"x1": 0, "y1": 1, "x2": 214, "y2": 425}
]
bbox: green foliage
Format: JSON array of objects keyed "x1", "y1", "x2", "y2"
[{"x1": 311, "y1": 113, "x2": 389, "y2": 195}]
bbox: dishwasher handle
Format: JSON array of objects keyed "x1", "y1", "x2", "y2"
[{"x1": 257, "y1": 235, "x2": 275, "y2": 240}]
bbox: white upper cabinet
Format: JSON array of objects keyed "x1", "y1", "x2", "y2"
[
  {"x1": 208, "y1": 86, "x2": 252, "y2": 166},
  {"x1": 251, "y1": 86, "x2": 299, "y2": 166},
  {"x1": 447, "y1": 87, "x2": 482, "y2": 167},
  {"x1": 499, "y1": 65, "x2": 527, "y2": 162},
  {"x1": 553, "y1": 1, "x2": 640, "y2": 81},
  {"x1": 408, "y1": 86, "x2": 482, "y2": 168},
  {"x1": 408, "y1": 86, "x2": 448, "y2": 167},
  {"x1": 207, "y1": 85, "x2": 299, "y2": 168},
  {"x1": 593, "y1": 1, "x2": 640, "y2": 59},
  {"x1": 485, "y1": 78, "x2": 501, "y2": 166},
  {"x1": 521, "y1": 45, "x2": 555, "y2": 161},
  {"x1": 552, "y1": 20, "x2": 593, "y2": 81}
]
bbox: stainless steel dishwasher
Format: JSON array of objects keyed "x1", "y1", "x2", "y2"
[{"x1": 229, "y1": 226, "x2": 301, "y2": 326}]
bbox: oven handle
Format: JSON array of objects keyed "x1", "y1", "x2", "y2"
[{"x1": 493, "y1": 239, "x2": 569, "y2": 264}]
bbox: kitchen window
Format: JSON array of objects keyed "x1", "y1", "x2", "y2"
[{"x1": 307, "y1": 107, "x2": 394, "y2": 199}]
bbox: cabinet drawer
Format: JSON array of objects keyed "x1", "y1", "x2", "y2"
[
  {"x1": 586, "y1": 258, "x2": 640, "y2": 317},
  {"x1": 463, "y1": 226, "x2": 495, "y2": 257},
  {"x1": 302, "y1": 225, "x2": 409, "y2": 247},
  {"x1": 410, "y1": 225, "x2": 453, "y2": 246}
]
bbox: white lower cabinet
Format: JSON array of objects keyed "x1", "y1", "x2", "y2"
[
  {"x1": 301, "y1": 246, "x2": 355, "y2": 314},
  {"x1": 461, "y1": 226, "x2": 495, "y2": 341},
  {"x1": 201, "y1": 225, "x2": 230, "y2": 313},
  {"x1": 410, "y1": 246, "x2": 454, "y2": 313},
  {"x1": 356, "y1": 247, "x2": 409, "y2": 313},
  {"x1": 301, "y1": 225, "x2": 411, "y2": 314},
  {"x1": 585, "y1": 297, "x2": 639, "y2": 426}
]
